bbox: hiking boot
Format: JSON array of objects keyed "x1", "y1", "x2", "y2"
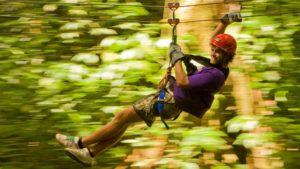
[
  {"x1": 56, "y1": 133, "x2": 80, "y2": 149},
  {"x1": 65, "y1": 148, "x2": 94, "y2": 166}
]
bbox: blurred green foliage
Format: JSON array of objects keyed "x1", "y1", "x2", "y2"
[{"x1": 233, "y1": 0, "x2": 300, "y2": 168}]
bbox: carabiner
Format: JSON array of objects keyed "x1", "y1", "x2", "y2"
[
  {"x1": 168, "y1": 18, "x2": 180, "y2": 26},
  {"x1": 168, "y1": 2, "x2": 180, "y2": 11}
]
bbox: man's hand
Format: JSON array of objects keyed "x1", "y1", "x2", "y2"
[
  {"x1": 169, "y1": 44, "x2": 185, "y2": 67},
  {"x1": 221, "y1": 12, "x2": 242, "y2": 25}
]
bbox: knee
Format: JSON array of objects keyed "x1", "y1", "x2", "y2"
[{"x1": 113, "y1": 108, "x2": 133, "y2": 125}]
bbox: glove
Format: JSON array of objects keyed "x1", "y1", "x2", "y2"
[
  {"x1": 169, "y1": 43, "x2": 181, "y2": 54},
  {"x1": 221, "y1": 12, "x2": 242, "y2": 25},
  {"x1": 169, "y1": 43, "x2": 185, "y2": 67}
]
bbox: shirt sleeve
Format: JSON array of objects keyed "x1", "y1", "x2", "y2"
[{"x1": 187, "y1": 68, "x2": 225, "y2": 92}]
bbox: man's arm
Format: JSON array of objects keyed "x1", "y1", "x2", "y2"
[
  {"x1": 211, "y1": 12, "x2": 242, "y2": 40},
  {"x1": 174, "y1": 60, "x2": 189, "y2": 88},
  {"x1": 210, "y1": 23, "x2": 229, "y2": 40},
  {"x1": 168, "y1": 44, "x2": 189, "y2": 88}
]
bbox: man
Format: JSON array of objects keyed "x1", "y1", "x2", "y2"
[{"x1": 55, "y1": 13, "x2": 241, "y2": 166}]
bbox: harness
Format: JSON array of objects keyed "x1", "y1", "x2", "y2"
[
  {"x1": 156, "y1": 2, "x2": 180, "y2": 129},
  {"x1": 156, "y1": 88, "x2": 169, "y2": 129}
]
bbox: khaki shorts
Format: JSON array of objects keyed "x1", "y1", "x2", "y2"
[{"x1": 133, "y1": 76, "x2": 182, "y2": 127}]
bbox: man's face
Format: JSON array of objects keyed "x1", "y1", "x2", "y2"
[{"x1": 210, "y1": 45, "x2": 225, "y2": 65}]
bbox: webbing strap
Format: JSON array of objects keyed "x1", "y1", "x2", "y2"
[
  {"x1": 156, "y1": 89, "x2": 169, "y2": 129},
  {"x1": 156, "y1": 3, "x2": 180, "y2": 129}
]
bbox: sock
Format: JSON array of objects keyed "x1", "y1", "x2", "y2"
[
  {"x1": 87, "y1": 148, "x2": 94, "y2": 157},
  {"x1": 78, "y1": 137, "x2": 84, "y2": 149}
]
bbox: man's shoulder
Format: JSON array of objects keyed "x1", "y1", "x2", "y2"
[
  {"x1": 185, "y1": 54, "x2": 211, "y2": 67},
  {"x1": 199, "y1": 67, "x2": 227, "y2": 81}
]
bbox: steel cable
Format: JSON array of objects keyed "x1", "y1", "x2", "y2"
[
  {"x1": 0, "y1": 10, "x2": 300, "y2": 24},
  {"x1": 0, "y1": 0, "x2": 245, "y2": 8}
]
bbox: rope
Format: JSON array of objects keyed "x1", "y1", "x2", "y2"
[
  {"x1": 0, "y1": 11, "x2": 299, "y2": 24},
  {"x1": 2, "y1": 0, "x2": 245, "y2": 8},
  {"x1": 0, "y1": 14, "x2": 161, "y2": 23}
]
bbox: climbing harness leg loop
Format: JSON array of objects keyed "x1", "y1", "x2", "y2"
[{"x1": 156, "y1": 88, "x2": 169, "y2": 129}]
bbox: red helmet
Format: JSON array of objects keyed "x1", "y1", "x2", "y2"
[{"x1": 210, "y1": 34, "x2": 237, "y2": 54}]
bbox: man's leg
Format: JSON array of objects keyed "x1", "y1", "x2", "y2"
[
  {"x1": 62, "y1": 106, "x2": 143, "y2": 166},
  {"x1": 81, "y1": 106, "x2": 142, "y2": 147},
  {"x1": 88, "y1": 125, "x2": 127, "y2": 156}
]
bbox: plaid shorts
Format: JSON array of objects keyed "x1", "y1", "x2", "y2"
[{"x1": 133, "y1": 76, "x2": 182, "y2": 127}]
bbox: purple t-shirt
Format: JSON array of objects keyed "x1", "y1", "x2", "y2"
[{"x1": 173, "y1": 66, "x2": 227, "y2": 118}]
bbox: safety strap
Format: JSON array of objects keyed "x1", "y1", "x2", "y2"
[
  {"x1": 156, "y1": 2, "x2": 180, "y2": 129},
  {"x1": 156, "y1": 89, "x2": 169, "y2": 129}
]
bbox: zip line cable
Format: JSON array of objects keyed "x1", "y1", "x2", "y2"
[
  {"x1": 0, "y1": 11, "x2": 299, "y2": 37},
  {"x1": 1, "y1": 11, "x2": 298, "y2": 38},
  {"x1": 180, "y1": 11, "x2": 300, "y2": 23},
  {"x1": 0, "y1": 14, "x2": 161, "y2": 23},
  {"x1": 2, "y1": 0, "x2": 245, "y2": 8},
  {"x1": 2, "y1": 0, "x2": 297, "y2": 24},
  {"x1": 0, "y1": 11, "x2": 299, "y2": 24},
  {"x1": 0, "y1": 1, "x2": 299, "y2": 27},
  {"x1": 0, "y1": 2, "x2": 298, "y2": 57},
  {"x1": 180, "y1": 0, "x2": 244, "y2": 8}
]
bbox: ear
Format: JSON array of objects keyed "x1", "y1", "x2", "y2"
[
  {"x1": 224, "y1": 53, "x2": 234, "y2": 63},
  {"x1": 222, "y1": 53, "x2": 231, "y2": 64}
]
